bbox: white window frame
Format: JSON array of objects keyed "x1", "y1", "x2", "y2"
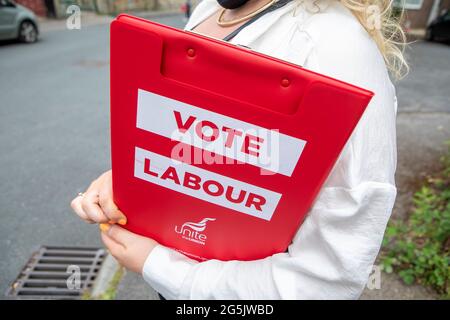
[{"x1": 393, "y1": 0, "x2": 424, "y2": 10}]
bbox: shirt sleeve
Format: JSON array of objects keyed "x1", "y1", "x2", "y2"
[{"x1": 142, "y1": 6, "x2": 398, "y2": 300}]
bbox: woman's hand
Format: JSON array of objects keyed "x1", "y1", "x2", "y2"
[
  {"x1": 71, "y1": 170, "x2": 158, "y2": 273},
  {"x1": 99, "y1": 223, "x2": 158, "y2": 273},
  {"x1": 71, "y1": 170, "x2": 126, "y2": 225}
]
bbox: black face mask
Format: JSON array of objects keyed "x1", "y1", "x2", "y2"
[{"x1": 217, "y1": 0, "x2": 250, "y2": 9}]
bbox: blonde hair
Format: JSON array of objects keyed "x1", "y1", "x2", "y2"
[{"x1": 339, "y1": 0, "x2": 409, "y2": 79}]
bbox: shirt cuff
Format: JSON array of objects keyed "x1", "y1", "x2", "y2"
[{"x1": 142, "y1": 244, "x2": 197, "y2": 299}]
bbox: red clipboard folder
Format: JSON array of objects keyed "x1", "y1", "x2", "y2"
[{"x1": 110, "y1": 15, "x2": 373, "y2": 261}]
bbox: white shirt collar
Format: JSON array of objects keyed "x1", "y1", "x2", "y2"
[{"x1": 184, "y1": 0, "x2": 298, "y2": 47}]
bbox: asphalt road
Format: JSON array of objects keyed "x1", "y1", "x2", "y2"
[
  {"x1": 0, "y1": 14, "x2": 185, "y2": 298},
  {"x1": 0, "y1": 13, "x2": 449, "y2": 298}
]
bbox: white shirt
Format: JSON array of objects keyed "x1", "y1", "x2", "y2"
[{"x1": 142, "y1": 0, "x2": 398, "y2": 299}]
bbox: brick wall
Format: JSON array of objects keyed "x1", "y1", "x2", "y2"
[
  {"x1": 406, "y1": 0, "x2": 434, "y2": 29},
  {"x1": 94, "y1": 0, "x2": 198, "y2": 14},
  {"x1": 15, "y1": 0, "x2": 47, "y2": 17},
  {"x1": 439, "y1": 0, "x2": 450, "y2": 12}
]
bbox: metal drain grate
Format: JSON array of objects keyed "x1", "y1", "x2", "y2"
[{"x1": 6, "y1": 246, "x2": 106, "y2": 299}]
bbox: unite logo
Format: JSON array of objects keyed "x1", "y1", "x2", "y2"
[{"x1": 174, "y1": 218, "x2": 216, "y2": 245}]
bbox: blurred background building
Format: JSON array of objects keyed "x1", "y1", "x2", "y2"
[
  {"x1": 14, "y1": 0, "x2": 197, "y2": 18},
  {"x1": 397, "y1": 0, "x2": 450, "y2": 29}
]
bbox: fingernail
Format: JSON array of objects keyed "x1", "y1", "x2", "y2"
[
  {"x1": 118, "y1": 218, "x2": 127, "y2": 226},
  {"x1": 99, "y1": 223, "x2": 110, "y2": 232}
]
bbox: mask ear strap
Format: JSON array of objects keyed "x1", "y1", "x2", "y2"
[{"x1": 223, "y1": 0, "x2": 293, "y2": 42}]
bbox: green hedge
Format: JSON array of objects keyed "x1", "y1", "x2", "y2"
[{"x1": 381, "y1": 141, "x2": 450, "y2": 298}]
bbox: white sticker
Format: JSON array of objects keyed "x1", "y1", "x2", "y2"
[
  {"x1": 136, "y1": 89, "x2": 306, "y2": 176},
  {"x1": 134, "y1": 147, "x2": 282, "y2": 221}
]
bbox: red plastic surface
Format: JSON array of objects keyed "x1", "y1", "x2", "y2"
[{"x1": 110, "y1": 15, "x2": 373, "y2": 261}]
